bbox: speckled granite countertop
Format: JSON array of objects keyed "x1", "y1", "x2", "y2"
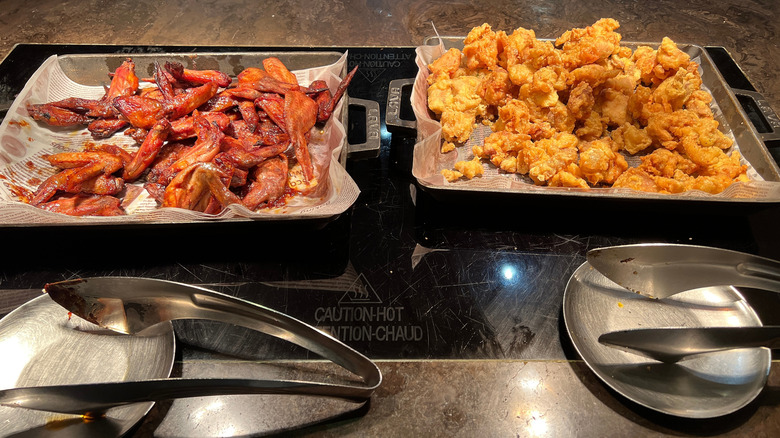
[{"x1": 0, "y1": 1, "x2": 779, "y2": 437}]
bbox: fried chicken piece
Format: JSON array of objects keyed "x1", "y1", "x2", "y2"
[
  {"x1": 517, "y1": 132, "x2": 579, "y2": 184},
  {"x1": 494, "y1": 99, "x2": 532, "y2": 134},
  {"x1": 501, "y1": 27, "x2": 538, "y2": 84},
  {"x1": 679, "y1": 133, "x2": 741, "y2": 175},
  {"x1": 567, "y1": 64, "x2": 620, "y2": 89},
  {"x1": 520, "y1": 66, "x2": 569, "y2": 108},
  {"x1": 633, "y1": 37, "x2": 692, "y2": 86},
  {"x1": 567, "y1": 81, "x2": 595, "y2": 121},
  {"x1": 480, "y1": 65, "x2": 514, "y2": 107},
  {"x1": 611, "y1": 122, "x2": 652, "y2": 154},
  {"x1": 632, "y1": 46, "x2": 661, "y2": 86},
  {"x1": 652, "y1": 170, "x2": 690, "y2": 194},
  {"x1": 685, "y1": 89, "x2": 715, "y2": 119},
  {"x1": 578, "y1": 137, "x2": 628, "y2": 185},
  {"x1": 598, "y1": 74, "x2": 634, "y2": 127},
  {"x1": 474, "y1": 130, "x2": 531, "y2": 171},
  {"x1": 690, "y1": 116, "x2": 732, "y2": 150},
  {"x1": 700, "y1": 149, "x2": 747, "y2": 180},
  {"x1": 646, "y1": 110, "x2": 731, "y2": 155},
  {"x1": 627, "y1": 84, "x2": 662, "y2": 125},
  {"x1": 463, "y1": 24, "x2": 502, "y2": 70},
  {"x1": 575, "y1": 111, "x2": 605, "y2": 141},
  {"x1": 645, "y1": 109, "x2": 700, "y2": 150},
  {"x1": 652, "y1": 67, "x2": 700, "y2": 112},
  {"x1": 548, "y1": 163, "x2": 589, "y2": 188},
  {"x1": 613, "y1": 134, "x2": 745, "y2": 195},
  {"x1": 454, "y1": 157, "x2": 484, "y2": 179},
  {"x1": 684, "y1": 174, "x2": 738, "y2": 194},
  {"x1": 555, "y1": 18, "x2": 622, "y2": 69},
  {"x1": 629, "y1": 167, "x2": 724, "y2": 195},
  {"x1": 606, "y1": 46, "x2": 640, "y2": 81},
  {"x1": 441, "y1": 141, "x2": 456, "y2": 153},
  {"x1": 503, "y1": 28, "x2": 563, "y2": 87},
  {"x1": 613, "y1": 167, "x2": 668, "y2": 193},
  {"x1": 657, "y1": 37, "x2": 692, "y2": 73},
  {"x1": 427, "y1": 75, "x2": 485, "y2": 142},
  {"x1": 441, "y1": 169, "x2": 463, "y2": 182},
  {"x1": 638, "y1": 148, "x2": 698, "y2": 177},
  {"x1": 537, "y1": 101, "x2": 576, "y2": 134},
  {"x1": 428, "y1": 48, "x2": 464, "y2": 84},
  {"x1": 495, "y1": 98, "x2": 568, "y2": 141}
]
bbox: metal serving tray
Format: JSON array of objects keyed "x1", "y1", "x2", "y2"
[
  {"x1": 409, "y1": 37, "x2": 780, "y2": 204},
  {"x1": 0, "y1": 51, "x2": 361, "y2": 226}
]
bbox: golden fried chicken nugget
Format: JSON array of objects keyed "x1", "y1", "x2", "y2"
[
  {"x1": 518, "y1": 133, "x2": 579, "y2": 184},
  {"x1": 441, "y1": 141, "x2": 456, "y2": 153},
  {"x1": 463, "y1": 24, "x2": 501, "y2": 70},
  {"x1": 548, "y1": 163, "x2": 589, "y2": 188},
  {"x1": 685, "y1": 90, "x2": 715, "y2": 119},
  {"x1": 657, "y1": 37, "x2": 691, "y2": 72},
  {"x1": 520, "y1": 66, "x2": 569, "y2": 108},
  {"x1": 454, "y1": 157, "x2": 484, "y2": 179},
  {"x1": 428, "y1": 75, "x2": 485, "y2": 142},
  {"x1": 653, "y1": 68, "x2": 699, "y2": 112},
  {"x1": 480, "y1": 65, "x2": 514, "y2": 107},
  {"x1": 556, "y1": 18, "x2": 622, "y2": 69},
  {"x1": 567, "y1": 81, "x2": 595, "y2": 120},
  {"x1": 475, "y1": 131, "x2": 531, "y2": 168},
  {"x1": 612, "y1": 167, "x2": 663, "y2": 193},
  {"x1": 638, "y1": 148, "x2": 698, "y2": 177},
  {"x1": 575, "y1": 111, "x2": 605, "y2": 141},
  {"x1": 441, "y1": 168, "x2": 463, "y2": 182},
  {"x1": 611, "y1": 123, "x2": 652, "y2": 154},
  {"x1": 428, "y1": 48, "x2": 464, "y2": 85},
  {"x1": 578, "y1": 138, "x2": 628, "y2": 185}
]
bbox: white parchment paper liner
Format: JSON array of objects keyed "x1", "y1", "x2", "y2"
[
  {"x1": 0, "y1": 52, "x2": 360, "y2": 224},
  {"x1": 411, "y1": 43, "x2": 780, "y2": 202}
]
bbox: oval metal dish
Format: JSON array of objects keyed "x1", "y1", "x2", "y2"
[
  {"x1": 0, "y1": 294, "x2": 175, "y2": 437},
  {"x1": 563, "y1": 261, "x2": 770, "y2": 418}
]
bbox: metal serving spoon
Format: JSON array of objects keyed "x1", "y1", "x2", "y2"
[{"x1": 0, "y1": 277, "x2": 381, "y2": 414}]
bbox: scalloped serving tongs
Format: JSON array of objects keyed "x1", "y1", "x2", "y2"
[
  {"x1": 0, "y1": 277, "x2": 381, "y2": 414},
  {"x1": 587, "y1": 243, "x2": 780, "y2": 299},
  {"x1": 587, "y1": 243, "x2": 780, "y2": 362}
]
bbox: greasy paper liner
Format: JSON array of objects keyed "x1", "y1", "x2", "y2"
[
  {"x1": 0, "y1": 52, "x2": 360, "y2": 225},
  {"x1": 411, "y1": 42, "x2": 780, "y2": 202}
]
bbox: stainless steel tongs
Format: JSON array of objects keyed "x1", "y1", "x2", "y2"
[
  {"x1": 0, "y1": 277, "x2": 382, "y2": 414},
  {"x1": 587, "y1": 243, "x2": 780, "y2": 362},
  {"x1": 587, "y1": 243, "x2": 780, "y2": 299}
]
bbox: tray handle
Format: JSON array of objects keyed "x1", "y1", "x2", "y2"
[
  {"x1": 386, "y1": 78, "x2": 416, "y2": 130},
  {"x1": 732, "y1": 89, "x2": 780, "y2": 143},
  {"x1": 347, "y1": 97, "x2": 381, "y2": 158}
]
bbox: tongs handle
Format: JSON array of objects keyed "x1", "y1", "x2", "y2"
[
  {"x1": 185, "y1": 287, "x2": 382, "y2": 394},
  {"x1": 599, "y1": 326, "x2": 780, "y2": 363},
  {"x1": 0, "y1": 377, "x2": 370, "y2": 415},
  {"x1": 31, "y1": 277, "x2": 382, "y2": 414}
]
